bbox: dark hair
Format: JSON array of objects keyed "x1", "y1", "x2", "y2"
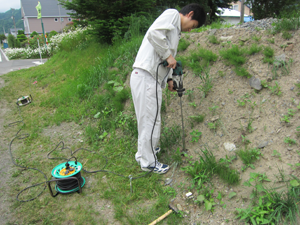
[{"x1": 179, "y1": 3, "x2": 206, "y2": 28}]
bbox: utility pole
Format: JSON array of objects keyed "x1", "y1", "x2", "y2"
[
  {"x1": 11, "y1": 8, "x2": 17, "y2": 37},
  {"x1": 57, "y1": 1, "x2": 63, "y2": 32},
  {"x1": 240, "y1": 0, "x2": 245, "y2": 24}
]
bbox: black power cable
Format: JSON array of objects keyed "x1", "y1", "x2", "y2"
[
  {"x1": 56, "y1": 172, "x2": 83, "y2": 191},
  {"x1": 9, "y1": 63, "x2": 170, "y2": 201}
]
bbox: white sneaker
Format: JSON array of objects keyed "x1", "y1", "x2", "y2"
[{"x1": 141, "y1": 161, "x2": 169, "y2": 174}]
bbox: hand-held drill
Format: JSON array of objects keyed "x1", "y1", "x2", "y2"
[
  {"x1": 163, "y1": 60, "x2": 186, "y2": 151},
  {"x1": 163, "y1": 60, "x2": 185, "y2": 97}
]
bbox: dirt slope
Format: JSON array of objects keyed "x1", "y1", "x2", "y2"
[{"x1": 161, "y1": 28, "x2": 300, "y2": 224}]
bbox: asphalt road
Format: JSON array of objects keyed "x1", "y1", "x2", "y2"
[{"x1": 0, "y1": 48, "x2": 47, "y2": 76}]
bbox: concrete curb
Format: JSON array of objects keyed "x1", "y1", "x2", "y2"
[{"x1": 0, "y1": 48, "x2": 9, "y2": 62}]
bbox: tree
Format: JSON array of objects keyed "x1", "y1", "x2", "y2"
[
  {"x1": 0, "y1": 34, "x2": 6, "y2": 44},
  {"x1": 17, "y1": 33, "x2": 27, "y2": 43},
  {"x1": 58, "y1": 0, "x2": 237, "y2": 43},
  {"x1": 155, "y1": 0, "x2": 238, "y2": 23},
  {"x1": 7, "y1": 34, "x2": 17, "y2": 48},
  {"x1": 245, "y1": 0, "x2": 299, "y2": 20},
  {"x1": 58, "y1": 0, "x2": 156, "y2": 43},
  {"x1": 30, "y1": 31, "x2": 38, "y2": 38},
  {"x1": 17, "y1": 30, "x2": 24, "y2": 35}
]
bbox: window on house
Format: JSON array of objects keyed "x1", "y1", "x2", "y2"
[
  {"x1": 54, "y1": 18, "x2": 58, "y2": 22},
  {"x1": 232, "y1": 5, "x2": 238, "y2": 11},
  {"x1": 68, "y1": 18, "x2": 72, "y2": 22}
]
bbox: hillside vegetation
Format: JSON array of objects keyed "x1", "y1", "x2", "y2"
[
  {"x1": 0, "y1": 8, "x2": 23, "y2": 34},
  {"x1": 1, "y1": 16, "x2": 300, "y2": 224}
]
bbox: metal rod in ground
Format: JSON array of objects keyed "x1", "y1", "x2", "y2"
[{"x1": 180, "y1": 96, "x2": 185, "y2": 151}]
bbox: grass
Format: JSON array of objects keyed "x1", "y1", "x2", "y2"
[
  {"x1": 236, "y1": 148, "x2": 262, "y2": 171},
  {"x1": 193, "y1": 20, "x2": 234, "y2": 33},
  {"x1": 219, "y1": 45, "x2": 247, "y2": 67},
  {"x1": 182, "y1": 148, "x2": 239, "y2": 192},
  {"x1": 3, "y1": 15, "x2": 300, "y2": 225},
  {"x1": 1, "y1": 35, "x2": 187, "y2": 224},
  {"x1": 247, "y1": 43, "x2": 262, "y2": 55},
  {"x1": 179, "y1": 47, "x2": 218, "y2": 75},
  {"x1": 178, "y1": 38, "x2": 190, "y2": 52},
  {"x1": 263, "y1": 46, "x2": 274, "y2": 64},
  {"x1": 273, "y1": 10, "x2": 300, "y2": 34},
  {"x1": 208, "y1": 35, "x2": 220, "y2": 44}
]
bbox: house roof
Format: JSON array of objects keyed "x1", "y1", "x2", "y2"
[
  {"x1": 21, "y1": 0, "x2": 72, "y2": 17},
  {"x1": 217, "y1": 8, "x2": 248, "y2": 17},
  {"x1": 10, "y1": 28, "x2": 23, "y2": 32}
]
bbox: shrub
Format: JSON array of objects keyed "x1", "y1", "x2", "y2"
[
  {"x1": 263, "y1": 46, "x2": 274, "y2": 64},
  {"x1": 219, "y1": 45, "x2": 246, "y2": 67},
  {"x1": 30, "y1": 31, "x2": 38, "y2": 37},
  {"x1": 247, "y1": 43, "x2": 262, "y2": 55}
]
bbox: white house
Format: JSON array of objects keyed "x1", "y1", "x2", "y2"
[
  {"x1": 20, "y1": 0, "x2": 73, "y2": 37},
  {"x1": 217, "y1": 8, "x2": 249, "y2": 25}
]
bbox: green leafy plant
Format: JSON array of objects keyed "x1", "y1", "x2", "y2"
[
  {"x1": 185, "y1": 89, "x2": 194, "y2": 102},
  {"x1": 197, "y1": 67, "x2": 213, "y2": 97},
  {"x1": 267, "y1": 37, "x2": 275, "y2": 44},
  {"x1": 190, "y1": 130, "x2": 202, "y2": 143},
  {"x1": 195, "y1": 189, "x2": 217, "y2": 211},
  {"x1": 178, "y1": 38, "x2": 190, "y2": 52},
  {"x1": 160, "y1": 124, "x2": 181, "y2": 152},
  {"x1": 208, "y1": 122, "x2": 217, "y2": 131},
  {"x1": 163, "y1": 186, "x2": 177, "y2": 198},
  {"x1": 209, "y1": 105, "x2": 219, "y2": 115},
  {"x1": 280, "y1": 114, "x2": 291, "y2": 123},
  {"x1": 284, "y1": 137, "x2": 297, "y2": 146},
  {"x1": 236, "y1": 148, "x2": 262, "y2": 171},
  {"x1": 171, "y1": 148, "x2": 183, "y2": 165},
  {"x1": 219, "y1": 155, "x2": 237, "y2": 165},
  {"x1": 269, "y1": 81, "x2": 282, "y2": 96},
  {"x1": 247, "y1": 118, "x2": 254, "y2": 133},
  {"x1": 189, "y1": 102, "x2": 197, "y2": 108},
  {"x1": 182, "y1": 149, "x2": 239, "y2": 191},
  {"x1": 247, "y1": 43, "x2": 262, "y2": 55},
  {"x1": 272, "y1": 150, "x2": 281, "y2": 159},
  {"x1": 235, "y1": 195, "x2": 275, "y2": 225},
  {"x1": 189, "y1": 114, "x2": 205, "y2": 129},
  {"x1": 263, "y1": 46, "x2": 274, "y2": 64},
  {"x1": 219, "y1": 45, "x2": 247, "y2": 67},
  {"x1": 251, "y1": 34, "x2": 262, "y2": 42},
  {"x1": 218, "y1": 70, "x2": 225, "y2": 77},
  {"x1": 208, "y1": 35, "x2": 220, "y2": 44},
  {"x1": 237, "y1": 99, "x2": 246, "y2": 107},
  {"x1": 282, "y1": 31, "x2": 292, "y2": 40},
  {"x1": 181, "y1": 47, "x2": 218, "y2": 75},
  {"x1": 272, "y1": 58, "x2": 293, "y2": 79},
  {"x1": 241, "y1": 135, "x2": 251, "y2": 146}
]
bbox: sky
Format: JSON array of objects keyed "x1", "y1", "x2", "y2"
[{"x1": 0, "y1": 0, "x2": 21, "y2": 13}]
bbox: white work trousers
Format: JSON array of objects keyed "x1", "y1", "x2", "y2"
[{"x1": 130, "y1": 68, "x2": 162, "y2": 168}]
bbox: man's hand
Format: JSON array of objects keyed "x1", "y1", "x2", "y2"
[
  {"x1": 167, "y1": 79, "x2": 176, "y2": 92},
  {"x1": 166, "y1": 55, "x2": 176, "y2": 69}
]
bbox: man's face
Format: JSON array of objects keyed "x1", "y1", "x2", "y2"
[{"x1": 181, "y1": 11, "x2": 199, "y2": 32}]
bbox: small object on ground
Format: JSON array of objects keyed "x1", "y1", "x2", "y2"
[{"x1": 186, "y1": 192, "x2": 193, "y2": 198}]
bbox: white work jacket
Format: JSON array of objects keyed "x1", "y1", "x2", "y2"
[{"x1": 133, "y1": 9, "x2": 181, "y2": 88}]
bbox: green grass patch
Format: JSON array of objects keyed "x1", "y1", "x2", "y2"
[
  {"x1": 263, "y1": 46, "x2": 274, "y2": 64},
  {"x1": 178, "y1": 38, "x2": 190, "y2": 52},
  {"x1": 219, "y1": 45, "x2": 247, "y2": 67}
]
